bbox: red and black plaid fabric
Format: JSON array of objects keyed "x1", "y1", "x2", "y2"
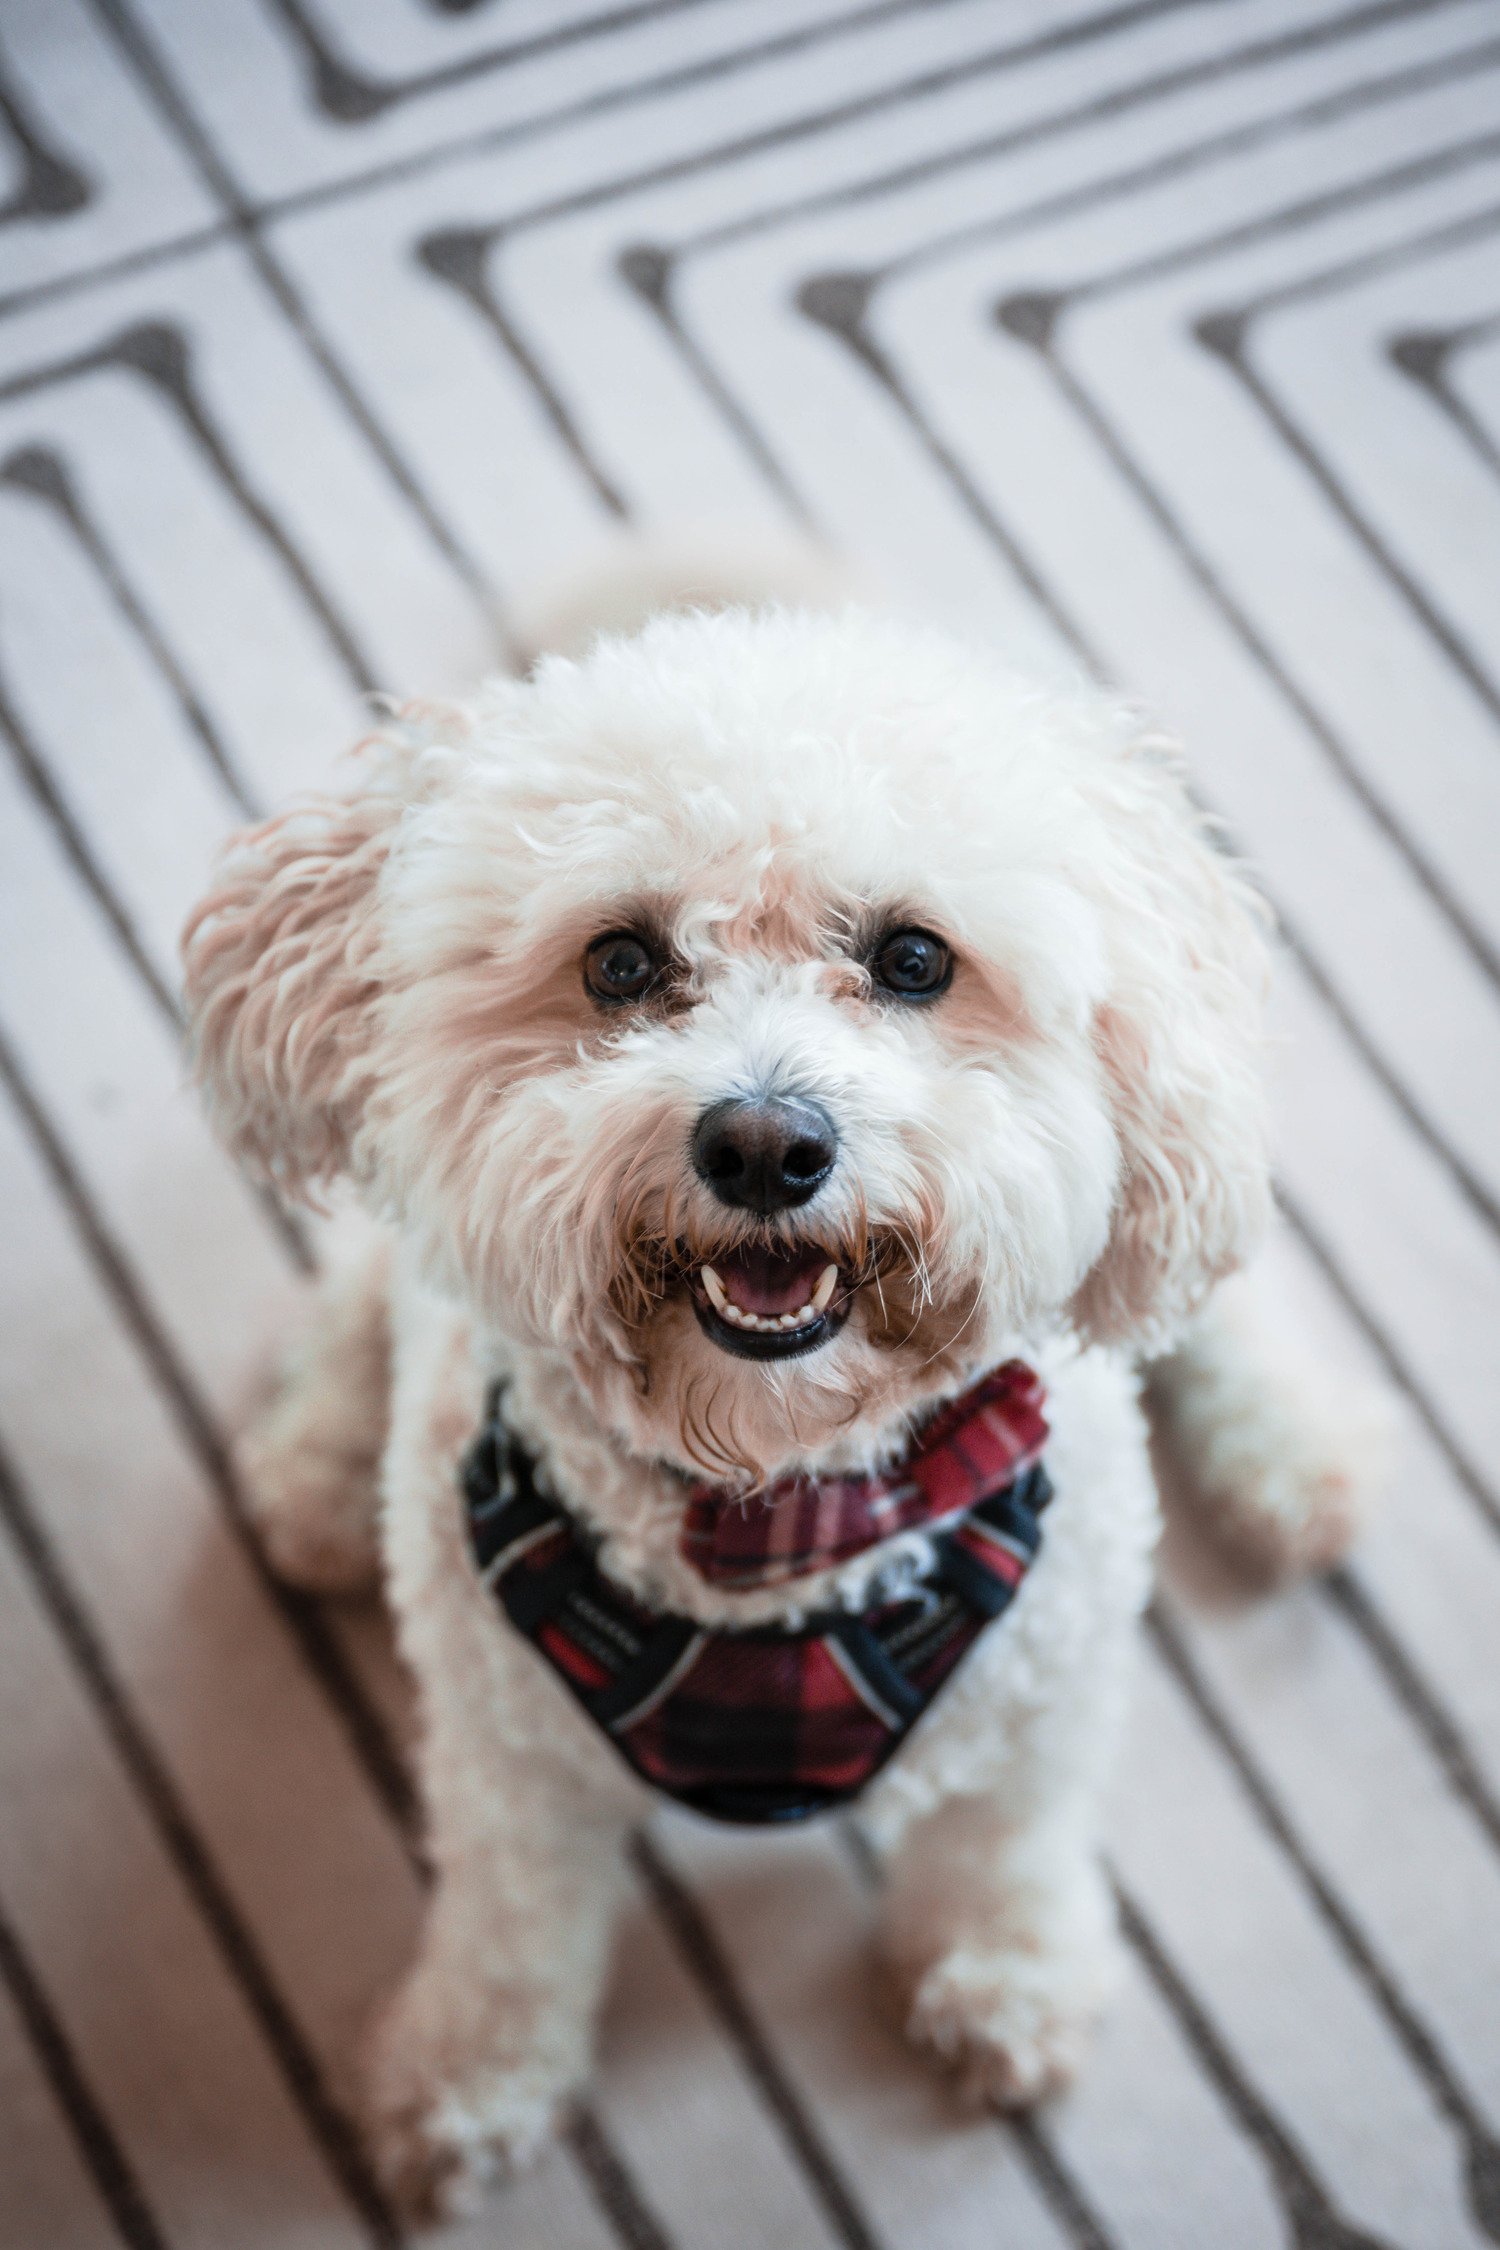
[
  {"x1": 680, "y1": 1359, "x2": 1049, "y2": 1587},
  {"x1": 461, "y1": 1370, "x2": 1052, "y2": 1825}
]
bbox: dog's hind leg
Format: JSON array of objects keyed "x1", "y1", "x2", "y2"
[
  {"x1": 240, "y1": 1232, "x2": 392, "y2": 1594},
  {"x1": 1144, "y1": 1256, "x2": 1390, "y2": 1592}
]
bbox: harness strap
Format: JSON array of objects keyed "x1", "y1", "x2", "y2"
[
  {"x1": 825, "y1": 1621, "x2": 926, "y2": 1727},
  {"x1": 595, "y1": 1618, "x2": 703, "y2": 1731}
]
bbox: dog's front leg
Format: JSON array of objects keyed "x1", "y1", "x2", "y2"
[
  {"x1": 872, "y1": 1565, "x2": 1140, "y2": 2111},
  {"x1": 871, "y1": 1354, "x2": 1158, "y2": 2105},
  {"x1": 369, "y1": 1285, "x2": 643, "y2": 2217},
  {"x1": 368, "y1": 1728, "x2": 636, "y2": 2219},
  {"x1": 877, "y1": 1776, "x2": 1122, "y2": 2107}
]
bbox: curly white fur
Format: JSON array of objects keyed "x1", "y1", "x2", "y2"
[{"x1": 182, "y1": 547, "x2": 1378, "y2": 2216}]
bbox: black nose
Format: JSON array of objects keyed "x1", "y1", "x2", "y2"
[{"x1": 691, "y1": 1095, "x2": 838, "y2": 1214}]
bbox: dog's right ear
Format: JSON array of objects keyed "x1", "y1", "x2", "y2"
[{"x1": 181, "y1": 747, "x2": 413, "y2": 1199}]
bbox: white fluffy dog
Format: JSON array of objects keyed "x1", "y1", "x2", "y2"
[{"x1": 182, "y1": 552, "x2": 1369, "y2": 2215}]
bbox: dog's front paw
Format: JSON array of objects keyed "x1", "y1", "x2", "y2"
[
  {"x1": 370, "y1": 2081, "x2": 562, "y2": 2224},
  {"x1": 894, "y1": 1926, "x2": 1122, "y2": 2109},
  {"x1": 366, "y1": 1979, "x2": 577, "y2": 2220},
  {"x1": 370, "y1": 2094, "x2": 488, "y2": 2225}
]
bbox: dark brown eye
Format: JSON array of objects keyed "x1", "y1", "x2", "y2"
[
  {"x1": 584, "y1": 931, "x2": 660, "y2": 1004},
  {"x1": 872, "y1": 926, "x2": 952, "y2": 1000}
]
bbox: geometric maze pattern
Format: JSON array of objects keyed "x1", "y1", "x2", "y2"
[{"x1": 2, "y1": 2, "x2": 1499, "y2": 2245}]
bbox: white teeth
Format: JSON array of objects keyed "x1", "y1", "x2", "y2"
[{"x1": 699, "y1": 1259, "x2": 843, "y2": 1336}]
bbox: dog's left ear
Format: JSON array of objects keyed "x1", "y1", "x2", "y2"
[{"x1": 1070, "y1": 732, "x2": 1272, "y2": 1350}]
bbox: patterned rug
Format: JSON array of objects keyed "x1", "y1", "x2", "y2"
[{"x1": 2, "y1": 2, "x2": 1498, "y2": 2245}]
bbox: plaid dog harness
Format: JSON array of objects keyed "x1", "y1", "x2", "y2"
[{"x1": 461, "y1": 1364, "x2": 1052, "y2": 1825}]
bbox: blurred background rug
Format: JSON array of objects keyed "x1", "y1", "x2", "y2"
[{"x1": 2, "y1": 1, "x2": 1499, "y2": 2244}]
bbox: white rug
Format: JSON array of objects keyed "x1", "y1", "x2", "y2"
[{"x1": 2, "y1": 2, "x2": 1499, "y2": 2245}]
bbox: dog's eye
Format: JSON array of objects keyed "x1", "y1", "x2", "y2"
[
  {"x1": 585, "y1": 931, "x2": 660, "y2": 1003},
  {"x1": 872, "y1": 927, "x2": 952, "y2": 1000}
]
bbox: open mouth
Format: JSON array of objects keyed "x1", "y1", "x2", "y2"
[{"x1": 688, "y1": 1240, "x2": 850, "y2": 1361}]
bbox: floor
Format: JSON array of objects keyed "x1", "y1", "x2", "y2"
[{"x1": 2, "y1": 1, "x2": 1499, "y2": 2245}]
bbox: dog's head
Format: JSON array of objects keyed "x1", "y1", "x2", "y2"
[{"x1": 183, "y1": 606, "x2": 1270, "y2": 1484}]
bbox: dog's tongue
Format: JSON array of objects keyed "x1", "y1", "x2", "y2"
[{"x1": 715, "y1": 1242, "x2": 831, "y2": 1317}]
